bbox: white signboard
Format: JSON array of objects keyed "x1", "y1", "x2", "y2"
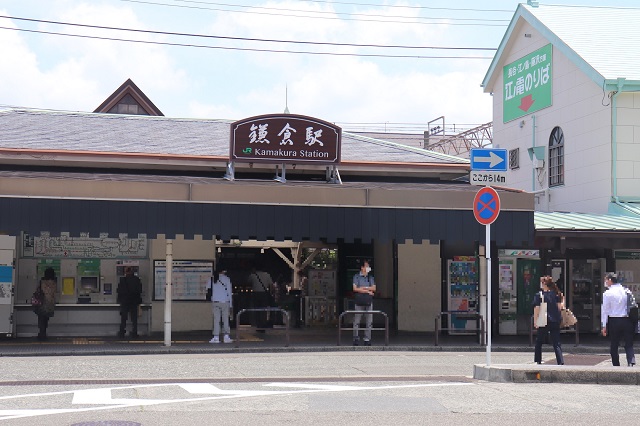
[{"x1": 470, "y1": 171, "x2": 507, "y2": 186}]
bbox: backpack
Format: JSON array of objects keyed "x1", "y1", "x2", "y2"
[{"x1": 626, "y1": 289, "x2": 639, "y2": 324}]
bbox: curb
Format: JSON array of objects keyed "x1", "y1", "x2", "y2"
[{"x1": 473, "y1": 364, "x2": 640, "y2": 385}]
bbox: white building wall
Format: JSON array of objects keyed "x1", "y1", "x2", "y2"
[
  {"x1": 615, "y1": 92, "x2": 640, "y2": 200},
  {"x1": 397, "y1": 241, "x2": 440, "y2": 332},
  {"x1": 490, "y1": 21, "x2": 612, "y2": 214}
]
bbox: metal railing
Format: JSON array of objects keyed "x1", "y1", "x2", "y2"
[
  {"x1": 434, "y1": 311, "x2": 485, "y2": 346},
  {"x1": 337, "y1": 310, "x2": 389, "y2": 346},
  {"x1": 234, "y1": 308, "x2": 290, "y2": 348},
  {"x1": 529, "y1": 316, "x2": 579, "y2": 347}
]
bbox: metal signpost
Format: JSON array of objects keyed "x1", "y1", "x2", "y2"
[
  {"x1": 472, "y1": 180, "x2": 501, "y2": 367},
  {"x1": 469, "y1": 148, "x2": 508, "y2": 186}
]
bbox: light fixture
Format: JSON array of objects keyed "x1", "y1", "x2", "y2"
[{"x1": 527, "y1": 146, "x2": 546, "y2": 169}]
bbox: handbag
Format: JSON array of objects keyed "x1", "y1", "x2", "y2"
[
  {"x1": 354, "y1": 292, "x2": 373, "y2": 306},
  {"x1": 31, "y1": 284, "x2": 44, "y2": 312},
  {"x1": 535, "y1": 291, "x2": 548, "y2": 327},
  {"x1": 560, "y1": 308, "x2": 578, "y2": 328}
]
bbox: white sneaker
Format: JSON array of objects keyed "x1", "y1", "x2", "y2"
[
  {"x1": 209, "y1": 336, "x2": 220, "y2": 344},
  {"x1": 223, "y1": 335, "x2": 233, "y2": 343}
]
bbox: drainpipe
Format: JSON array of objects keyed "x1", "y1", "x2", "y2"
[
  {"x1": 531, "y1": 115, "x2": 536, "y2": 192},
  {"x1": 611, "y1": 78, "x2": 626, "y2": 204}
]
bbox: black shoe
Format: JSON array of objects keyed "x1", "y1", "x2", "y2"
[
  {"x1": 353, "y1": 338, "x2": 359, "y2": 346},
  {"x1": 629, "y1": 362, "x2": 635, "y2": 367},
  {"x1": 117, "y1": 331, "x2": 125, "y2": 339},
  {"x1": 130, "y1": 333, "x2": 139, "y2": 339},
  {"x1": 364, "y1": 340, "x2": 371, "y2": 346}
]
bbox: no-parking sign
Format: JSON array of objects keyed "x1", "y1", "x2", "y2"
[{"x1": 473, "y1": 187, "x2": 501, "y2": 225}]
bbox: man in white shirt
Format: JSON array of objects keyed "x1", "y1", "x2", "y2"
[{"x1": 601, "y1": 273, "x2": 636, "y2": 366}]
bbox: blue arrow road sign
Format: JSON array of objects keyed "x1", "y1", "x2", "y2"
[{"x1": 470, "y1": 148, "x2": 508, "y2": 172}]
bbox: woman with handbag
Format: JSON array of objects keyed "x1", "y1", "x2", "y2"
[
  {"x1": 533, "y1": 275, "x2": 564, "y2": 365},
  {"x1": 36, "y1": 267, "x2": 57, "y2": 341}
]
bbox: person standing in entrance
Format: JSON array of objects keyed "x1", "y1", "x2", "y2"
[
  {"x1": 117, "y1": 267, "x2": 143, "y2": 339},
  {"x1": 353, "y1": 260, "x2": 376, "y2": 346},
  {"x1": 601, "y1": 273, "x2": 636, "y2": 366},
  {"x1": 249, "y1": 265, "x2": 274, "y2": 329},
  {"x1": 532, "y1": 276, "x2": 564, "y2": 365},
  {"x1": 36, "y1": 267, "x2": 57, "y2": 341},
  {"x1": 207, "y1": 269, "x2": 234, "y2": 344}
]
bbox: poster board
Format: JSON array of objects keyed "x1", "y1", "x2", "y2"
[
  {"x1": 153, "y1": 260, "x2": 213, "y2": 301},
  {"x1": 307, "y1": 270, "x2": 336, "y2": 297}
]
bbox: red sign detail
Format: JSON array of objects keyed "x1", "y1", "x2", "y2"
[
  {"x1": 473, "y1": 187, "x2": 501, "y2": 225},
  {"x1": 518, "y1": 94, "x2": 535, "y2": 112}
]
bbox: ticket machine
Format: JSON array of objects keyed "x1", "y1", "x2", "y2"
[{"x1": 569, "y1": 258, "x2": 604, "y2": 333}]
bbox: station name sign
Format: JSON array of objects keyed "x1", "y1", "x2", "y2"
[{"x1": 230, "y1": 114, "x2": 341, "y2": 165}]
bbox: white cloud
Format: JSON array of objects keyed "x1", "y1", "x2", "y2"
[
  {"x1": 196, "y1": 1, "x2": 493, "y2": 127},
  {"x1": 0, "y1": 0, "x2": 494, "y2": 129},
  {"x1": 0, "y1": 3, "x2": 188, "y2": 112}
]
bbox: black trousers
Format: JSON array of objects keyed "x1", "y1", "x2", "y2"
[
  {"x1": 608, "y1": 317, "x2": 636, "y2": 366},
  {"x1": 37, "y1": 314, "x2": 50, "y2": 338},
  {"x1": 250, "y1": 292, "x2": 270, "y2": 328},
  {"x1": 119, "y1": 304, "x2": 139, "y2": 336},
  {"x1": 534, "y1": 321, "x2": 564, "y2": 365}
]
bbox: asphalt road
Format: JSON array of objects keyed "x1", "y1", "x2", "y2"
[{"x1": 0, "y1": 352, "x2": 639, "y2": 425}]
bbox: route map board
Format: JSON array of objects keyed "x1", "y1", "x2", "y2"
[
  {"x1": 153, "y1": 260, "x2": 213, "y2": 301},
  {"x1": 23, "y1": 233, "x2": 147, "y2": 259}
]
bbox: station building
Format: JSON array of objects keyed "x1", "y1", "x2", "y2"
[{"x1": 0, "y1": 79, "x2": 534, "y2": 338}]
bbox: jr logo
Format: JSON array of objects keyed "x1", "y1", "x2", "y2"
[{"x1": 242, "y1": 147, "x2": 252, "y2": 154}]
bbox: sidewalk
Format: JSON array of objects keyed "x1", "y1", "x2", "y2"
[{"x1": 0, "y1": 326, "x2": 618, "y2": 357}]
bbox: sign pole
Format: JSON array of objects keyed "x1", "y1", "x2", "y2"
[{"x1": 486, "y1": 223, "x2": 492, "y2": 366}]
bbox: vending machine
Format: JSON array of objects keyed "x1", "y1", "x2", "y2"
[
  {"x1": 447, "y1": 257, "x2": 479, "y2": 334},
  {"x1": 498, "y1": 259, "x2": 517, "y2": 335},
  {"x1": 0, "y1": 235, "x2": 16, "y2": 337},
  {"x1": 569, "y1": 258, "x2": 604, "y2": 333}
]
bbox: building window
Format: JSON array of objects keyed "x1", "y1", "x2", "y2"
[
  {"x1": 549, "y1": 127, "x2": 564, "y2": 187},
  {"x1": 509, "y1": 148, "x2": 519, "y2": 170}
]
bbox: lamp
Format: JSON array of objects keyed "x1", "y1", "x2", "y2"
[{"x1": 527, "y1": 146, "x2": 545, "y2": 169}]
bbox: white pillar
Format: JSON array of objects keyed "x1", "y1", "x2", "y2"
[{"x1": 164, "y1": 239, "x2": 173, "y2": 347}]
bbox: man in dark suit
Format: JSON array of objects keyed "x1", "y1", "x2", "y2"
[{"x1": 117, "y1": 266, "x2": 143, "y2": 339}]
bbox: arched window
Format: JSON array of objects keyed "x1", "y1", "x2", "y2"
[{"x1": 549, "y1": 127, "x2": 564, "y2": 187}]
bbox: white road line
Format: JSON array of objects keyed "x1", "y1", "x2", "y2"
[{"x1": 0, "y1": 381, "x2": 474, "y2": 421}]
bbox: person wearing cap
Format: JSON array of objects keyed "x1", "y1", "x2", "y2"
[{"x1": 601, "y1": 273, "x2": 636, "y2": 366}]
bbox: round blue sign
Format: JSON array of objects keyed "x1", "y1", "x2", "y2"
[{"x1": 473, "y1": 187, "x2": 501, "y2": 225}]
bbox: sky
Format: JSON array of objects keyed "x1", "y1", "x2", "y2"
[{"x1": 1, "y1": 0, "x2": 639, "y2": 134}]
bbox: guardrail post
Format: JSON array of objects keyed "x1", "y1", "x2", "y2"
[
  {"x1": 337, "y1": 310, "x2": 388, "y2": 346},
  {"x1": 234, "y1": 307, "x2": 290, "y2": 348}
]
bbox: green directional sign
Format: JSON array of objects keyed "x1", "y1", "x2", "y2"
[{"x1": 503, "y1": 43, "x2": 552, "y2": 123}]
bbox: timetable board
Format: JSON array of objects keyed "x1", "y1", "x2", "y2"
[{"x1": 153, "y1": 260, "x2": 213, "y2": 301}]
